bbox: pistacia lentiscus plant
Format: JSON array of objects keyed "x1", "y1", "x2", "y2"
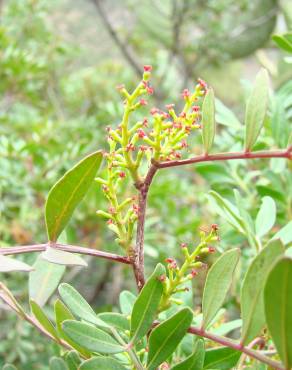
[{"x1": 0, "y1": 66, "x2": 291, "y2": 370}]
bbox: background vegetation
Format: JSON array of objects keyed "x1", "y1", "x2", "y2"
[{"x1": 0, "y1": 0, "x2": 291, "y2": 367}]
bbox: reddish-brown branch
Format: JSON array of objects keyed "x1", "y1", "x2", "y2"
[
  {"x1": 0, "y1": 243, "x2": 131, "y2": 265},
  {"x1": 133, "y1": 164, "x2": 158, "y2": 290},
  {"x1": 187, "y1": 326, "x2": 283, "y2": 370},
  {"x1": 155, "y1": 148, "x2": 292, "y2": 169}
]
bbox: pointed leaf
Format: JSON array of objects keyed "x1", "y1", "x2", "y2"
[
  {"x1": 171, "y1": 339, "x2": 205, "y2": 370},
  {"x1": 30, "y1": 299, "x2": 59, "y2": 341},
  {"x1": 147, "y1": 308, "x2": 193, "y2": 370},
  {"x1": 62, "y1": 320, "x2": 124, "y2": 354},
  {"x1": 58, "y1": 283, "x2": 103, "y2": 326},
  {"x1": 41, "y1": 247, "x2": 87, "y2": 267},
  {"x1": 255, "y1": 197, "x2": 276, "y2": 238},
  {"x1": 130, "y1": 263, "x2": 165, "y2": 343},
  {"x1": 202, "y1": 249, "x2": 240, "y2": 329},
  {"x1": 203, "y1": 347, "x2": 240, "y2": 369},
  {"x1": 45, "y1": 151, "x2": 102, "y2": 242},
  {"x1": 264, "y1": 257, "x2": 292, "y2": 368},
  {"x1": 245, "y1": 69, "x2": 269, "y2": 151},
  {"x1": 79, "y1": 357, "x2": 127, "y2": 370},
  {"x1": 29, "y1": 256, "x2": 65, "y2": 306},
  {"x1": 0, "y1": 255, "x2": 33, "y2": 272},
  {"x1": 241, "y1": 239, "x2": 284, "y2": 344},
  {"x1": 202, "y1": 88, "x2": 216, "y2": 154}
]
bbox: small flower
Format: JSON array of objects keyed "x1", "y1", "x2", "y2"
[
  {"x1": 208, "y1": 246, "x2": 216, "y2": 253},
  {"x1": 150, "y1": 107, "x2": 160, "y2": 115},
  {"x1": 166, "y1": 103, "x2": 175, "y2": 111},
  {"x1": 181, "y1": 140, "x2": 188, "y2": 148},
  {"x1": 116, "y1": 84, "x2": 125, "y2": 91},
  {"x1": 158, "y1": 274, "x2": 166, "y2": 282},
  {"x1": 182, "y1": 89, "x2": 190, "y2": 99},
  {"x1": 107, "y1": 219, "x2": 114, "y2": 225},
  {"x1": 137, "y1": 128, "x2": 146, "y2": 138},
  {"x1": 126, "y1": 143, "x2": 136, "y2": 152},
  {"x1": 142, "y1": 118, "x2": 148, "y2": 127},
  {"x1": 165, "y1": 257, "x2": 175, "y2": 263},
  {"x1": 192, "y1": 105, "x2": 200, "y2": 112},
  {"x1": 139, "y1": 98, "x2": 148, "y2": 106},
  {"x1": 144, "y1": 65, "x2": 152, "y2": 72},
  {"x1": 211, "y1": 223, "x2": 219, "y2": 231},
  {"x1": 109, "y1": 206, "x2": 116, "y2": 214},
  {"x1": 139, "y1": 145, "x2": 148, "y2": 152},
  {"x1": 191, "y1": 269, "x2": 198, "y2": 277},
  {"x1": 119, "y1": 171, "x2": 126, "y2": 178},
  {"x1": 180, "y1": 242, "x2": 188, "y2": 248}
]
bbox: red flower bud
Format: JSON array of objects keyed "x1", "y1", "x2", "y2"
[
  {"x1": 208, "y1": 246, "x2": 216, "y2": 253},
  {"x1": 192, "y1": 105, "x2": 200, "y2": 112},
  {"x1": 180, "y1": 242, "x2": 188, "y2": 248},
  {"x1": 137, "y1": 129, "x2": 146, "y2": 138},
  {"x1": 166, "y1": 104, "x2": 175, "y2": 111},
  {"x1": 143, "y1": 65, "x2": 152, "y2": 72},
  {"x1": 139, "y1": 98, "x2": 148, "y2": 106},
  {"x1": 182, "y1": 89, "x2": 190, "y2": 99},
  {"x1": 150, "y1": 107, "x2": 159, "y2": 115},
  {"x1": 142, "y1": 118, "x2": 148, "y2": 127},
  {"x1": 165, "y1": 257, "x2": 175, "y2": 263},
  {"x1": 119, "y1": 171, "x2": 126, "y2": 178},
  {"x1": 191, "y1": 269, "x2": 198, "y2": 277}
]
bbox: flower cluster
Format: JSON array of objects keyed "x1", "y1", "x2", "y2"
[
  {"x1": 158, "y1": 224, "x2": 219, "y2": 312},
  {"x1": 96, "y1": 66, "x2": 208, "y2": 254}
]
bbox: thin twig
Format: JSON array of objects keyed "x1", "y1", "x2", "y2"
[
  {"x1": 155, "y1": 148, "x2": 292, "y2": 169},
  {"x1": 187, "y1": 326, "x2": 283, "y2": 370},
  {"x1": 133, "y1": 164, "x2": 158, "y2": 290},
  {"x1": 0, "y1": 243, "x2": 132, "y2": 265},
  {"x1": 91, "y1": 0, "x2": 142, "y2": 77}
]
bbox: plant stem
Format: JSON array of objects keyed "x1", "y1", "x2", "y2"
[
  {"x1": 187, "y1": 326, "x2": 284, "y2": 370},
  {"x1": 0, "y1": 243, "x2": 132, "y2": 265},
  {"x1": 133, "y1": 164, "x2": 158, "y2": 290},
  {"x1": 155, "y1": 148, "x2": 292, "y2": 169}
]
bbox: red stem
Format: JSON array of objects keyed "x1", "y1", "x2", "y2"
[
  {"x1": 187, "y1": 326, "x2": 283, "y2": 370},
  {"x1": 155, "y1": 148, "x2": 292, "y2": 169},
  {"x1": 0, "y1": 243, "x2": 131, "y2": 265}
]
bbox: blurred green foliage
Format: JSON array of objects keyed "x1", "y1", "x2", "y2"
[{"x1": 0, "y1": 0, "x2": 291, "y2": 367}]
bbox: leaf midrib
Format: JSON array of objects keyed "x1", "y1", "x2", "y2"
[{"x1": 147, "y1": 314, "x2": 189, "y2": 369}]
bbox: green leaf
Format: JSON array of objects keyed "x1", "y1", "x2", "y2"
[
  {"x1": 203, "y1": 347, "x2": 240, "y2": 369},
  {"x1": 171, "y1": 339, "x2": 205, "y2": 370},
  {"x1": 245, "y1": 68, "x2": 269, "y2": 151},
  {"x1": 54, "y1": 299, "x2": 90, "y2": 357},
  {"x1": 29, "y1": 256, "x2": 65, "y2": 306},
  {"x1": 130, "y1": 263, "x2": 165, "y2": 343},
  {"x1": 97, "y1": 312, "x2": 129, "y2": 331},
  {"x1": 202, "y1": 88, "x2": 216, "y2": 154},
  {"x1": 119, "y1": 290, "x2": 136, "y2": 315},
  {"x1": 272, "y1": 220, "x2": 292, "y2": 246},
  {"x1": 147, "y1": 308, "x2": 193, "y2": 370},
  {"x1": 255, "y1": 197, "x2": 276, "y2": 238},
  {"x1": 79, "y1": 357, "x2": 126, "y2": 370},
  {"x1": 62, "y1": 320, "x2": 124, "y2": 354},
  {"x1": 30, "y1": 299, "x2": 59, "y2": 341},
  {"x1": 64, "y1": 351, "x2": 81, "y2": 370},
  {"x1": 45, "y1": 151, "x2": 102, "y2": 242},
  {"x1": 58, "y1": 283, "x2": 102, "y2": 326},
  {"x1": 202, "y1": 249, "x2": 240, "y2": 329},
  {"x1": 264, "y1": 257, "x2": 292, "y2": 368},
  {"x1": 0, "y1": 255, "x2": 33, "y2": 272},
  {"x1": 41, "y1": 247, "x2": 87, "y2": 267},
  {"x1": 241, "y1": 239, "x2": 284, "y2": 344},
  {"x1": 272, "y1": 34, "x2": 292, "y2": 53},
  {"x1": 49, "y1": 357, "x2": 68, "y2": 370}
]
